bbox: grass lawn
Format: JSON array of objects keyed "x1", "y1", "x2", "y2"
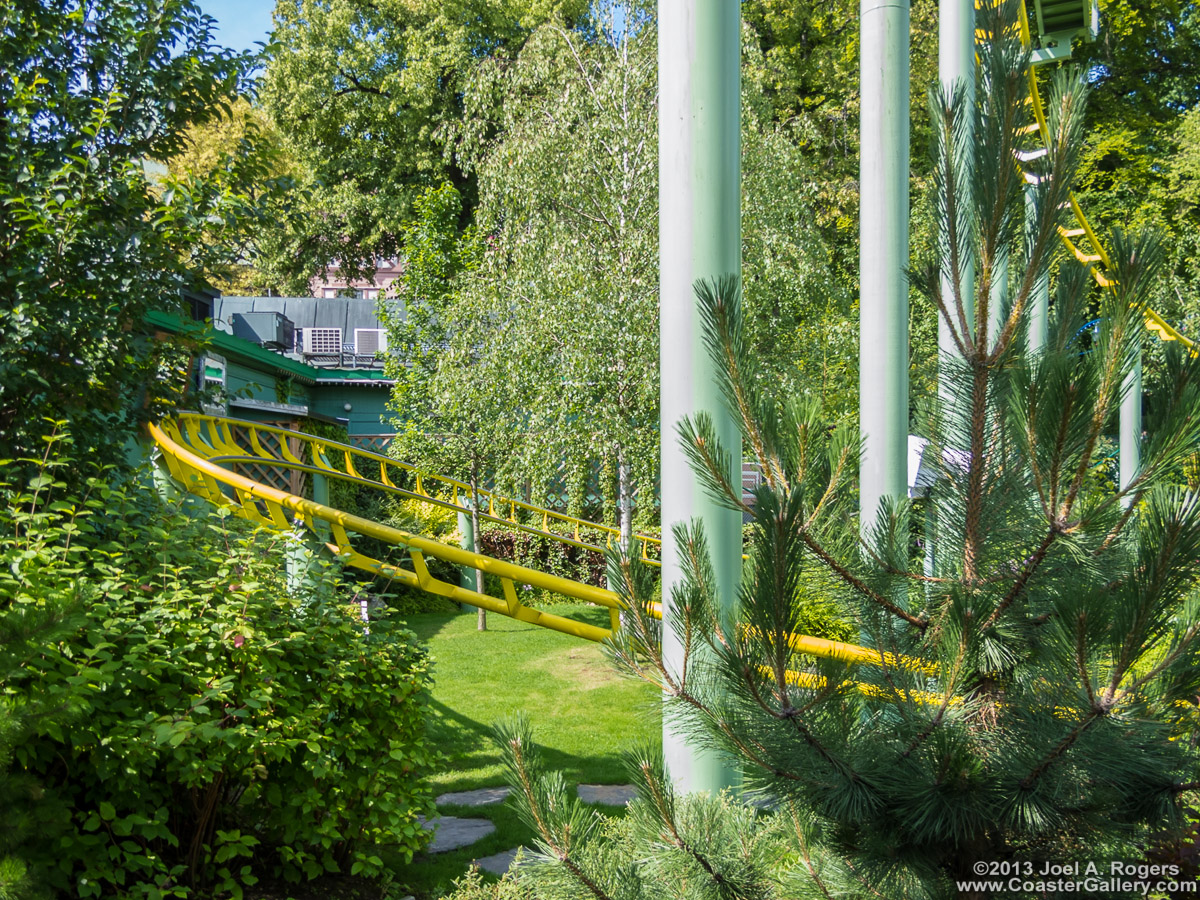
[{"x1": 388, "y1": 604, "x2": 661, "y2": 898}]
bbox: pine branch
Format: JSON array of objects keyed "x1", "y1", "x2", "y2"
[
  {"x1": 803, "y1": 438, "x2": 854, "y2": 530},
  {"x1": 801, "y1": 531, "x2": 928, "y2": 631},
  {"x1": 786, "y1": 802, "x2": 839, "y2": 900},
  {"x1": 982, "y1": 525, "x2": 1059, "y2": 629},
  {"x1": 696, "y1": 277, "x2": 790, "y2": 492},
  {"x1": 1018, "y1": 711, "x2": 1102, "y2": 791},
  {"x1": 502, "y1": 726, "x2": 616, "y2": 900},
  {"x1": 636, "y1": 759, "x2": 732, "y2": 891}
]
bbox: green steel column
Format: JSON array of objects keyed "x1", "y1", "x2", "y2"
[
  {"x1": 860, "y1": 0, "x2": 911, "y2": 533},
  {"x1": 1027, "y1": 191, "x2": 1049, "y2": 354},
  {"x1": 939, "y1": 0, "x2": 974, "y2": 410},
  {"x1": 990, "y1": 251, "x2": 1009, "y2": 345},
  {"x1": 1120, "y1": 347, "x2": 1142, "y2": 500},
  {"x1": 659, "y1": 0, "x2": 742, "y2": 794}
]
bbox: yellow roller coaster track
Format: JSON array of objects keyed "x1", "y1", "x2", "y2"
[
  {"x1": 1015, "y1": 1, "x2": 1193, "y2": 351},
  {"x1": 150, "y1": 413, "x2": 890, "y2": 670}
]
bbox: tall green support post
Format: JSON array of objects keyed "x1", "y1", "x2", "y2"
[
  {"x1": 939, "y1": 0, "x2": 975, "y2": 396},
  {"x1": 458, "y1": 502, "x2": 480, "y2": 613},
  {"x1": 659, "y1": 0, "x2": 742, "y2": 794},
  {"x1": 287, "y1": 469, "x2": 331, "y2": 598},
  {"x1": 860, "y1": 0, "x2": 911, "y2": 534},
  {"x1": 1120, "y1": 347, "x2": 1142, "y2": 502},
  {"x1": 928, "y1": 0, "x2": 974, "y2": 577},
  {"x1": 1027, "y1": 191, "x2": 1049, "y2": 355}
]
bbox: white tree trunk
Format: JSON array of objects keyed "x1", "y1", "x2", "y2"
[
  {"x1": 617, "y1": 447, "x2": 633, "y2": 553},
  {"x1": 471, "y1": 459, "x2": 486, "y2": 631}
]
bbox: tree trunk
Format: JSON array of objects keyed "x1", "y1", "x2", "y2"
[
  {"x1": 617, "y1": 447, "x2": 633, "y2": 554},
  {"x1": 471, "y1": 459, "x2": 486, "y2": 631}
]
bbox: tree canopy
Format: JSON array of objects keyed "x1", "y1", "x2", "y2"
[
  {"x1": 0, "y1": 0, "x2": 268, "y2": 467},
  {"x1": 260, "y1": 0, "x2": 590, "y2": 286}
]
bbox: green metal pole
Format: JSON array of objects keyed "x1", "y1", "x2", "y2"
[
  {"x1": 1120, "y1": 346, "x2": 1142, "y2": 502},
  {"x1": 659, "y1": 0, "x2": 742, "y2": 794},
  {"x1": 860, "y1": 0, "x2": 910, "y2": 534},
  {"x1": 458, "y1": 502, "x2": 479, "y2": 614},
  {"x1": 1027, "y1": 191, "x2": 1049, "y2": 355},
  {"x1": 939, "y1": 0, "x2": 974, "y2": 409}
]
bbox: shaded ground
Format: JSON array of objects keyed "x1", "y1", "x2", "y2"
[{"x1": 388, "y1": 604, "x2": 661, "y2": 898}]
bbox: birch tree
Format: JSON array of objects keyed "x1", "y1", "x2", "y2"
[{"x1": 460, "y1": 4, "x2": 658, "y2": 549}]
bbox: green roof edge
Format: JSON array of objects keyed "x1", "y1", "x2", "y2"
[{"x1": 146, "y1": 310, "x2": 395, "y2": 385}]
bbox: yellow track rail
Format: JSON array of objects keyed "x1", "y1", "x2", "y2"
[
  {"x1": 151, "y1": 414, "x2": 899, "y2": 670},
  {"x1": 159, "y1": 413, "x2": 661, "y2": 564},
  {"x1": 1016, "y1": 2, "x2": 1193, "y2": 351}
]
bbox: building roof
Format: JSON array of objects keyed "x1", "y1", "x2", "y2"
[
  {"x1": 214, "y1": 295, "x2": 403, "y2": 335},
  {"x1": 146, "y1": 310, "x2": 395, "y2": 386}
]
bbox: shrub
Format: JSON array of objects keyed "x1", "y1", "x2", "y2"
[
  {"x1": 478, "y1": 526, "x2": 608, "y2": 595},
  {"x1": 3, "y1": 461, "x2": 437, "y2": 898}
]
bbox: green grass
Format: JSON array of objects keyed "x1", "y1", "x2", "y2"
[{"x1": 389, "y1": 604, "x2": 661, "y2": 898}]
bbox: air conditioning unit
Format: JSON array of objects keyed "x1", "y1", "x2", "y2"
[
  {"x1": 355, "y1": 328, "x2": 388, "y2": 355},
  {"x1": 232, "y1": 312, "x2": 295, "y2": 350},
  {"x1": 300, "y1": 327, "x2": 342, "y2": 355}
]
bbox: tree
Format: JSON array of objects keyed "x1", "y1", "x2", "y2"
[
  {"x1": 484, "y1": 9, "x2": 1200, "y2": 898},
  {"x1": 0, "y1": 0, "x2": 264, "y2": 469},
  {"x1": 457, "y1": 11, "x2": 855, "y2": 539},
  {"x1": 260, "y1": 0, "x2": 589, "y2": 287},
  {"x1": 1072, "y1": 0, "x2": 1200, "y2": 231},
  {"x1": 382, "y1": 182, "x2": 520, "y2": 630},
  {"x1": 460, "y1": 5, "x2": 659, "y2": 549},
  {"x1": 167, "y1": 98, "x2": 308, "y2": 296}
]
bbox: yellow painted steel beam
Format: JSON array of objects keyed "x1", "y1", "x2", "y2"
[
  {"x1": 1015, "y1": 1, "x2": 1195, "y2": 354},
  {"x1": 170, "y1": 413, "x2": 664, "y2": 561},
  {"x1": 152, "y1": 415, "x2": 949, "y2": 687}
]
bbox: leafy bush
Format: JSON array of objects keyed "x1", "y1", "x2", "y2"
[
  {"x1": 2, "y1": 459, "x2": 437, "y2": 898},
  {"x1": 478, "y1": 526, "x2": 607, "y2": 595}
]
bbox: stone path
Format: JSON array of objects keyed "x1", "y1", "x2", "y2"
[
  {"x1": 436, "y1": 786, "x2": 511, "y2": 807},
  {"x1": 474, "y1": 847, "x2": 527, "y2": 875},
  {"x1": 578, "y1": 783, "x2": 637, "y2": 806},
  {"x1": 419, "y1": 783, "x2": 637, "y2": 866},
  {"x1": 418, "y1": 815, "x2": 496, "y2": 853}
]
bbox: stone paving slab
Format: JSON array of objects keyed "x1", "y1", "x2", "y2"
[
  {"x1": 418, "y1": 815, "x2": 496, "y2": 853},
  {"x1": 475, "y1": 847, "x2": 527, "y2": 875},
  {"x1": 436, "y1": 786, "x2": 512, "y2": 807},
  {"x1": 577, "y1": 784, "x2": 637, "y2": 806}
]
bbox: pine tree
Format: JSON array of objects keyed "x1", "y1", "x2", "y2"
[{"x1": 476, "y1": 4, "x2": 1200, "y2": 899}]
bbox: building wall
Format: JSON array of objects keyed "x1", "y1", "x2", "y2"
[{"x1": 311, "y1": 384, "x2": 394, "y2": 436}]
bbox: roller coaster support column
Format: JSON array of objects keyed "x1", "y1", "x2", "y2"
[
  {"x1": 860, "y1": 0, "x2": 910, "y2": 533},
  {"x1": 1120, "y1": 347, "x2": 1142, "y2": 502},
  {"x1": 659, "y1": 0, "x2": 742, "y2": 794},
  {"x1": 1027, "y1": 191, "x2": 1049, "y2": 354},
  {"x1": 457, "y1": 500, "x2": 480, "y2": 616},
  {"x1": 939, "y1": 0, "x2": 974, "y2": 380}
]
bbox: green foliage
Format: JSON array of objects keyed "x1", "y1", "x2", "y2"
[
  {"x1": 2, "y1": 455, "x2": 437, "y2": 898},
  {"x1": 460, "y1": 8, "x2": 659, "y2": 541},
  {"x1": 260, "y1": 0, "x2": 588, "y2": 285},
  {"x1": 0, "y1": 437, "x2": 89, "y2": 900},
  {"x1": 0, "y1": 0, "x2": 271, "y2": 469},
  {"x1": 477, "y1": 525, "x2": 608, "y2": 597},
  {"x1": 166, "y1": 98, "x2": 306, "y2": 297},
  {"x1": 482, "y1": 717, "x2": 808, "y2": 900},
  {"x1": 384, "y1": 182, "x2": 485, "y2": 450}
]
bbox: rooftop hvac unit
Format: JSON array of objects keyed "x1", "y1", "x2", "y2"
[
  {"x1": 232, "y1": 311, "x2": 295, "y2": 350},
  {"x1": 355, "y1": 328, "x2": 388, "y2": 355},
  {"x1": 300, "y1": 327, "x2": 343, "y2": 355}
]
